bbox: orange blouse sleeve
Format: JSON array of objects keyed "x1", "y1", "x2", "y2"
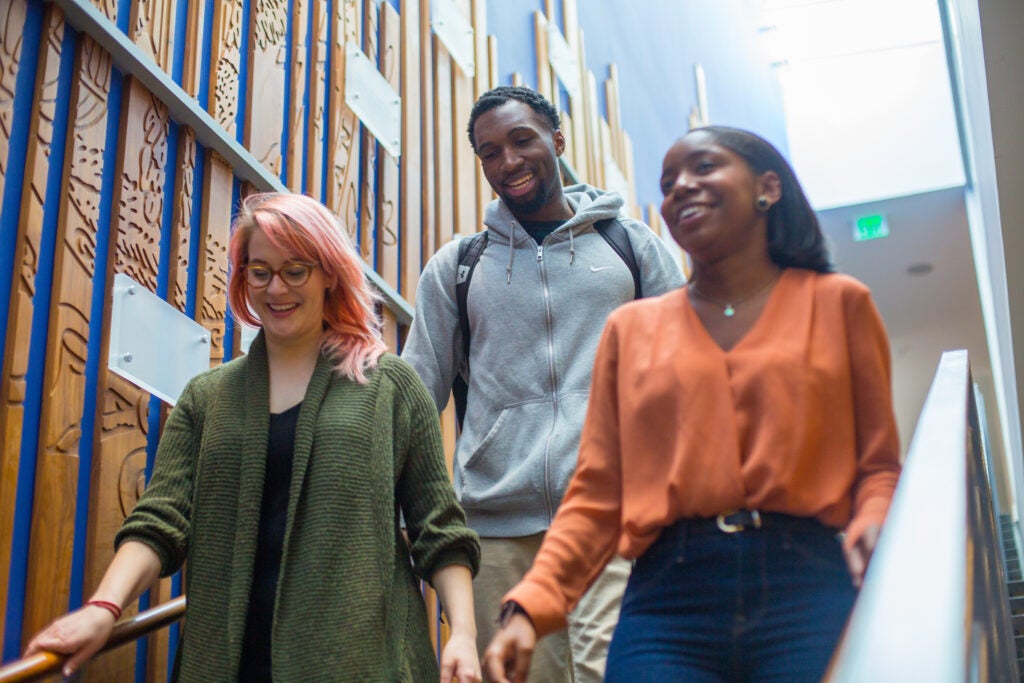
[{"x1": 841, "y1": 285, "x2": 902, "y2": 552}]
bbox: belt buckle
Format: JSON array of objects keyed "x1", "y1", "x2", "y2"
[{"x1": 716, "y1": 510, "x2": 761, "y2": 533}]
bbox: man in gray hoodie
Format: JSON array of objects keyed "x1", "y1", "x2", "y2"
[{"x1": 402, "y1": 86, "x2": 683, "y2": 682}]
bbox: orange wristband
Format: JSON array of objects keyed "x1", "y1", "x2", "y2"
[{"x1": 85, "y1": 600, "x2": 122, "y2": 620}]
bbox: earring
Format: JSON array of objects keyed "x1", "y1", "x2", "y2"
[{"x1": 756, "y1": 196, "x2": 771, "y2": 211}]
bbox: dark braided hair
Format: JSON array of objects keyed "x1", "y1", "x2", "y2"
[
  {"x1": 692, "y1": 126, "x2": 834, "y2": 273},
  {"x1": 467, "y1": 86, "x2": 561, "y2": 152}
]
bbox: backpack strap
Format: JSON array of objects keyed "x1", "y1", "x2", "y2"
[
  {"x1": 453, "y1": 231, "x2": 489, "y2": 430},
  {"x1": 594, "y1": 217, "x2": 642, "y2": 299}
]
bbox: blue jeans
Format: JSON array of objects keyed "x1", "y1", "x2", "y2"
[{"x1": 605, "y1": 516, "x2": 857, "y2": 683}]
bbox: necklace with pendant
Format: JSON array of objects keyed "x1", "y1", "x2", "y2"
[{"x1": 688, "y1": 272, "x2": 781, "y2": 317}]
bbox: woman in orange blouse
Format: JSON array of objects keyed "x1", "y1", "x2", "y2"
[{"x1": 483, "y1": 127, "x2": 901, "y2": 683}]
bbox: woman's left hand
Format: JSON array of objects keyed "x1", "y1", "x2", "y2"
[
  {"x1": 843, "y1": 524, "x2": 881, "y2": 588},
  {"x1": 440, "y1": 631, "x2": 482, "y2": 683}
]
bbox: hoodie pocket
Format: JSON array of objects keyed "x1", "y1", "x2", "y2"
[{"x1": 460, "y1": 398, "x2": 552, "y2": 502}]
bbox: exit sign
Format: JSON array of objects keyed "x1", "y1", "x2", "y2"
[{"x1": 853, "y1": 214, "x2": 890, "y2": 242}]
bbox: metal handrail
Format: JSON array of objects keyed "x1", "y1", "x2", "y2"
[
  {"x1": 826, "y1": 350, "x2": 1017, "y2": 681},
  {"x1": 0, "y1": 596, "x2": 186, "y2": 683}
]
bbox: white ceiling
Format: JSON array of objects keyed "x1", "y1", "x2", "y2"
[{"x1": 816, "y1": 186, "x2": 995, "y2": 456}]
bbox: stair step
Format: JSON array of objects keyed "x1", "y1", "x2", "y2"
[{"x1": 1010, "y1": 596, "x2": 1024, "y2": 615}]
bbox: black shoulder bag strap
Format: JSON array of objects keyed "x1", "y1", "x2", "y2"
[
  {"x1": 594, "y1": 217, "x2": 642, "y2": 299},
  {"x1": 453, "y1": 231, "x2": 489, "y2": 430}
]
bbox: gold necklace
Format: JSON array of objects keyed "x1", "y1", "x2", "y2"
[{"x1": 688, "y1": 272, "x2": 781, "y2": 317}]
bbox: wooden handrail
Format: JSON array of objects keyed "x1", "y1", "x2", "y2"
[{"x1": 0, "y1": 596, "x2": 186, "y2": 683}]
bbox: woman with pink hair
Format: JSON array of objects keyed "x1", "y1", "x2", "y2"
[{"x1": 26, "y1": 192, "x2": 481, "y2": 682}]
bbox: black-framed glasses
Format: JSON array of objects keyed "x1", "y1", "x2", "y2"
[{"x1": 243, "y1": 261, "x2": 319, "y2": 289}]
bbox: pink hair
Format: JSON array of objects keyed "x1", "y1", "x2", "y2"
[{"x1": 227, "y1": 192, "x2": 386, "y2": 383}]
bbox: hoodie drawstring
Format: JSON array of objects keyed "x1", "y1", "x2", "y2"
[
  {"x1": 568, "y1": 228, "x2": 575, "y2": 266},
  {"x1": 506, "y1": 222, "x2": 516, "y2": 284}
]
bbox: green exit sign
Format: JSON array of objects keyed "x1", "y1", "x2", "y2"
[{"x1": 853, "y1": 215, "x2": 890, "y2": 242}]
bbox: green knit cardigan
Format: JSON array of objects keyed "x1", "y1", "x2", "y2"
[{"x1": 116, "y1": 334, "x2": 480, "y2": 681}]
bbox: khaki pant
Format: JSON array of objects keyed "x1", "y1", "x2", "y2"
[{"x1": 475, "y1": 533, "x2": 631, "y2": 683}]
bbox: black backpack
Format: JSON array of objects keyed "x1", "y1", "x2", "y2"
[{"x1": 452, "y1": 217, "x2": 642, "y2": 429}]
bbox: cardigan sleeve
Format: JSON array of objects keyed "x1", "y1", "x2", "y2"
[
  {"x1": 115, "y1": 374, "x2": 206, "y2": 576},
  {"x1": 389, "y1": 358, "x2": 481, "y2": 581},
  {"x1": 841, "y1": 286, "x2": 902, "y2": 553},
  {"x1": 504, "y1": 317, "x2": 626, "y2": 637}
]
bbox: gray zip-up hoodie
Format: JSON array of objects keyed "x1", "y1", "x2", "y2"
[{"x1": 402, "y1": 184, "x2": 684, "y2": 536}]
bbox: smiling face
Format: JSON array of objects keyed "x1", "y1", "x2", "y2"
[
  {"x1": 472, "y1": 100, "x2": 571, "y2": 222},
  {"x1": 659, "y1": 130, "x2": 780, "y2": 265},
  {"x1": 245, "y1": 227, "x2": 327, "y2": 351}
]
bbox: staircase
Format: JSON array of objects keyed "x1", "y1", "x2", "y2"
[{"x1": 1002, "y1": 514, "x2": 1024, "y2": 679}]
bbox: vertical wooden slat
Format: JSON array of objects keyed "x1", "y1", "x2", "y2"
[
  {"x1": 128, "y1": 0, "x2": 175, "y2": 74},
  {"x1": 22, "y1": 32, "x2": 112, "y2": 645},
  {"x1": 399, "y1": 0, "x2": 422, "y2": 300},
  {"x1": 0, "y1": 2, "x2": 62, "y2": 650},
  {"x1": 86, "y1": 76, "x2": 170, "y2": 682},
  {"x1": 623, "y1": 131, "x2": 638, "y2": 217},
  {"x1": 307, "y1": 0, "x2": 328, "y2": 199},
  {"x1": 180, "y1": 0, "x2": 206, "y2": 99},
  {"x1": 358, "y1": 0, "x2": 377, "y2": 264},
  {"x1": 450, "y1": 0, "x2": 475, "y2": 238},
  {"x1": 533, "y1": 12, "x2": 552, "y2": 101},
  {"x1": 246, "y1": 0, "x2": 288, "y2": 178},
  {"x1": 209, "y1": 1, "x2": 242, "y2": 139},
  {"x1": 578, "y1": 30, "x2": 598, "y2": 183},
  {"x1": 197, "y1": 0, "x2": 243, "y2": 365},
  {"x1": 471, "y1": 0, "x2": 490, "y2": 231},
  {"x1": 585, "y1": 67, "x2": 603, "y2": 188},
  {"x1": 432, "y1": 37, "x2": 454, "y2": 249},
  {"x1": 326, "y1": 0, "x2": 361, "y2": 244},
  {"x1": 418, "y1": 0, "x2": 436, "y2": 260},
  {"x1": 487, "y1": 36, "x2": 498, "y2": 91},
  {"x1": 286, "y1": 0, "x2": 308, "y2": 190},
  {"x1": 377, "y1": 2, "x2": 400, "y2": 351},
  {"x1": 0, "y1": 0, "x2": 28, "y2": 201},
  {"x1": 646, "y1": 203, "x2": 662, "y2": 238},
  {"x1": 605, "y1": 64, "x2": 624, "y2": 169}
]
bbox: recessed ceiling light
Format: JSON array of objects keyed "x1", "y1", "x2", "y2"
[{"x1": 907, "y1": 262, "x2": 933, "y2": 276}]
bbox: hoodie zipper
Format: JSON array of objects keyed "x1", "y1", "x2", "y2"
[{"x1": 536, "y1": 243, "x2": 558, "y2": 523}]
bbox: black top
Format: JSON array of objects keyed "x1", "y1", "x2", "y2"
[
  {"x1": 239, "y1": 402, "x2": 301, "y2": 681},
  {"x1": 520, "y1": 219, "x2": 564, "y2": 245}
]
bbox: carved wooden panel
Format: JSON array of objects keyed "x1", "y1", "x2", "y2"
[
  {"x1": 22, "y1": 33, "x2": 111, "y2": 644},
  {"x1": 451, "y1": 1, "x2": 476, "y2": 238},
  {"x1": 0, "y1": 0, "x2": 28, "y2": 201},
  {"x1": 376, "y1": 3, "x2": 400, "y2": 350},
  {"x1": 418, "y1": 0, "x2": 436, "y2": 261},
  {"x1": 168, "y1": 131, "x2": 196, "y2": 313},
  {"x1": 196, "y1": 153, "x2": 232, "y2": 366},
  {"x1": 0, "y1": 2, "x2": 61, "y2": 649},
  {"x1": 128, "y1": 0, "x2": 175, "y2": 74},
  {"x1": 472, "y1": 0, "x2": 491, "y2": 233},
  {"x1": 209, "y1": 0, "x2": 242, "y2": 136},
  {"x1": 326, "y1": 0, "x2": 360, "y2": 243},
  {"x1": 358, "y1": 0, "x2": 377, "y2": 263},
  {"x1": 286, "y1": 0, "x2": 308, "y2": 190},
  {"x1": 84, "y1": 76, "x2": 170, "y2": 681},
  {"x1": 376, "y1": 3, "x2": 399, "y2": 291},
  {"x1": 246, "y1": 0, "x2": 287, "y2": 178},
  {"x1": 307, "y1": 0, "x2": 328, "y2": 199},
  {"x1": 399, "y1": 0, "x2": 422, "y2": 300},
  {"x1": 433, "y1": 36, "x2": 454, "y2": 249}
]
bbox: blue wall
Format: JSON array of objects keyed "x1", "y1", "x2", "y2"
[{"x1": 486, "y1": 0, "x2": 789, "y2": 214}]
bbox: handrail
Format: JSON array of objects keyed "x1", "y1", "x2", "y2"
[
  {"x1": 826, "y1": 350, "x2": 1017, "y2": 681},
  {"x1": 0, "y1": 596, "x2": 186, "y2": 683}
]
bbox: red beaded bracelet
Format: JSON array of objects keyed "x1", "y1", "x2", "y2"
[{"x1": 85, "y1": 600, "x2": 122, "y2": 621}]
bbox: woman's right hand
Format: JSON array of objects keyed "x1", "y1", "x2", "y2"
[
  {"x1": 24, "y1": 604, "x2": 117, "y2": 677},
  {"x1": 482, "y1": 613, "x2": 537, "y2": 683}
]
